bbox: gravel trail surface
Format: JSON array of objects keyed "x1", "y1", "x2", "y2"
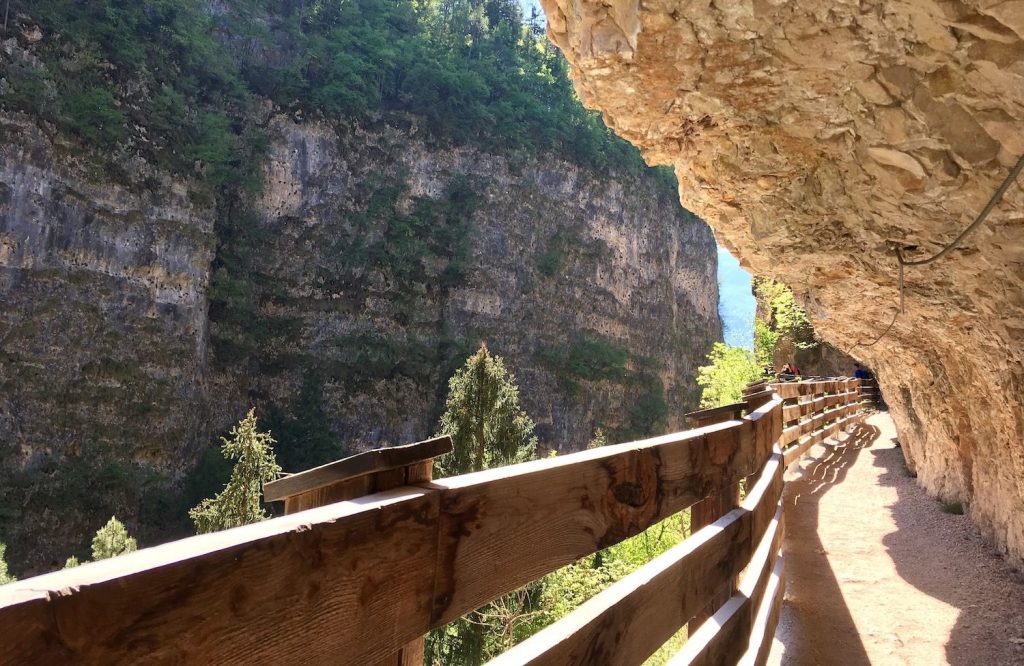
[{"x1": 768, "y1": 411, "x2": 1024, "y2": 665}]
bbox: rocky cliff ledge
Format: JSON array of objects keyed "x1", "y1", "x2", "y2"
[
  {"x1": 540, "y1": 0, "x2": 1024, "y2": 563},
  {"x1": 209, "y1": 117, "x2": 720, "y2": 461},
  {"x1": 0, "y1": 112, "x2": 719, "y2": 572}
]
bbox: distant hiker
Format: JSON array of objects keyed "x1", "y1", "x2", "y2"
[
  {"x1": 854, "y1": 363, "x2": 869, "y2": 380},
  {"x1": 780, "y1": 363, "x2": 795, "y2": 376}
]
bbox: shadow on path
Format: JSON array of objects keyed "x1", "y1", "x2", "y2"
[
  {"x1": 773, "y1": 422, "x2": 880, "y2": 665},
  {"x1": 873, "y1": 442, "x2": 1024, "y2": 665}
]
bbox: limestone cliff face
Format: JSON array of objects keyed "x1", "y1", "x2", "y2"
[
  {"x1": 540, "y1": 0, "x2": 1024, "y2": 562},
  {"x1": 0, "y1": 114, "x2": 214, "y2": 568},
  {"x1": 0, "y1": 113, "x2": 719, "y2": 571},
  {"x1": 209, "y1": 117, "x2": 720, "y2": 460}
]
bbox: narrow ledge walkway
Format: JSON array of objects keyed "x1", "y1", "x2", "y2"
[{"x1": 768, "y1": 412, "x2": 1024, "y2": 665}]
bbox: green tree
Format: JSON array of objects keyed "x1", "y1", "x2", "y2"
[
  {"x1": 64, "y1": 556, "x2": 80, "y2": 569},
  {"x1": 0, "y1": 543, "x2": 15, "y2": 584},
  {"x1": 754, "y1": 278, "x2": 818, "y2": 354},
  {"x1": 434, "y1": 344, "x2": 537, "y2": 477},
  {"x1": 428, "y1": 344, "x2": 539, "y2": 664},
  {"x1": 696, "y1": 343, "x2": 763, "y2": 408},
  {"x1": 189, "y1": 409, "x2": 281, "y2": 534},
  {"x1": 91, "y1": 516, "x2": 137, "y2": 560}
]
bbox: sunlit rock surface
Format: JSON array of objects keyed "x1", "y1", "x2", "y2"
[{"x1": 541, "y1": 0, "x2": 1024, "y2": 563}]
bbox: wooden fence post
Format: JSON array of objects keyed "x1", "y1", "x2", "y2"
[
  {"x1": 684, "y1": 402, "x2": 747, "y2": 631},
  {"x1": 263, "y1": 435, "x2": 453, "y2": 666}
]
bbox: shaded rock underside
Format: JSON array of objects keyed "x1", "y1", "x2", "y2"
[{"x1": 540, "y1": 0, "x2": 1024, "y2": 563}]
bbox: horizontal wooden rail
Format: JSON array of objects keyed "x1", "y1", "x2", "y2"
[
  {"x1": 772, "y1": 378, "x2": 863, "y2": 470},
  {"x1": 0, "y1": 378, "x2": 865, "y2": 666},
  {"x1": 0, "y1": 399, "x2": 783, "y2": 665},
  {"x1": 488, "y1": 451, "x2": 784, "y2": 666}
]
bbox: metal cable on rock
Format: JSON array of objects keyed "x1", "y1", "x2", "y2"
[
  {"x1": 897, "y1": 154, "x2": 1024, "y2": 267},
  {"x1": 846, "y1": 154, "x2": 1023, "y2": 355}
]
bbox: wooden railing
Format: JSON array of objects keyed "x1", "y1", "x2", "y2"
[{"x1": 0, "y1": 379, "x2": 862, "y2": 666}]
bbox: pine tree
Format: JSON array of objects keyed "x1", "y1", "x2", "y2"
[
  {"x1": 435, "y1": 344, "x2": 537, "y2": 477},
  {"x1": 91, "y1": 516, "x2": 137, "y2": 560},
  {"x1": 190, "y1": 409, "x2": 281, "y2": 534},
  {"x1": 0, "y1": 543, "x2": 15, "y2": 584},
  {"x1": 428, "y1": 344, "x2": 539, "y2": 664}
]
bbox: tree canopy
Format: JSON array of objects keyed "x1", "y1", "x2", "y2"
[
  {"x1": 435, "y1": 344, "x2": 537, "y2": 477},
  {"x1": 189, "y1": 409, "x2": 282, "y2": 534},
  {"x1": 4, "y1": 0, "x2": 661, "y2": 190},
  {"x1": 90, "y1": 516, "x2": 138, "y2": 560},
  {"x1": 696, "y1": 343, "x2": 764, "y2": 408}
]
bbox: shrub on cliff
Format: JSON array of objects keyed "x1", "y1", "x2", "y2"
[
  {"x1": 91, "y1": 516, "x2": 137, "y2": 560},
  {"x1": 189, "y1": 410, "x2": 281, "y2": 534},
  {"x1": 696, "y1": 343, "x2": 763, "y2": 408},
  {"x1": 0, "y1": 543, "x2": 15, "y2": 584}
]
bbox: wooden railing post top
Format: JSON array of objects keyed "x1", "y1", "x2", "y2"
[
  {"x1": 263, "y1": 435, "x2": 453, "y2": 503},
  {"x1": 685, "y1": 402, "x2": 746, "y2": 428}
]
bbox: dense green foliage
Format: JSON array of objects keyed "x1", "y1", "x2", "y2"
[
  {"x1": 0, "y1": 543, "x2": 14, "y2": 584},
  {"x1": 539, "y1": 336, "x2": 668, "y2": 440},
  {"x1": 2, "y1": 0, "x2": 653, "y2": 186},
  {"x1": 190, "y1": 410, "x2": 282, "y2": 534},
  {"x1": 434, "y1": 345, "x2": 537, "y2": 477},
  {"x1": 696, "y1": 343, "x2": 764, "y2": 408},
  {"x1": 754, "y1": 278, "x2": 818, "y2": 358},
  {"x1": 90, "y1": 516, "x2": 137, "y2": 560}
]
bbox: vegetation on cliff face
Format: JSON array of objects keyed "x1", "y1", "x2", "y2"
[
  {"x1": 0, "y1": 0, "x2": 719, "y2": 575},
  {"x1": 753, "y1": 278, "x2": 818, "y2": 361},
  {"x1": 1, "y1": 0, "x2": 656, "y2": 187},
  {"x1": 696, "y1": 343, "x2": 763, "y2": 408}
]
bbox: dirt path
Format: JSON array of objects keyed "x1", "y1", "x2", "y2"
[{"x1": 767, "y1": 411, "x2": 1024, "y2": 665}]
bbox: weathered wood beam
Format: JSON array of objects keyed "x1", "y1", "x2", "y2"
[
  {"x1": 0, "y1": 410, "x2": 782, "y2": 665},
  {"x1": 263, "y1": 435, "x2": 452, "y2": 503},
  {"x1": 488, "y1": 451, "x2": 785, "y2": 666}
]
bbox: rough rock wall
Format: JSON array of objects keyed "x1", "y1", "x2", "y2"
[
  {"x1": 0, "y1": 115, "x2": 214, "y2": 569},
  {"x1": 0, "y1": 112, "x2": 719, "y2": 572},
  {"x1": 540, "y1": 0, "x2": 1024, "y2": 563},
  {"x1": 210, "y1": 118, "x2": 720, "y2": 461}
]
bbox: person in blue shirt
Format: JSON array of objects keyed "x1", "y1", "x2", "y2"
[{"x1": 854, "y1": 363, "x2": 871, "y2": 380}]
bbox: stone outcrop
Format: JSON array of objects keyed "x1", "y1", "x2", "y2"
[
  {"x1": 209, "y1": 117, "x2": 720, "y2": 459},
  {"x1": 0, "y1": 112, "x2": 719, "y2": 573},
  {"x1": 540, "y1": 0, "x2": 1024, "y2": 563}
]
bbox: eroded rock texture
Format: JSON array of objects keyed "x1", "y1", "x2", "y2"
[
  {"x1": 0, "y1": 111, "x2": 719, "y2": 572},
  {"x1": 540, "y1": 0, "x2": 1024, "y2": 563}
]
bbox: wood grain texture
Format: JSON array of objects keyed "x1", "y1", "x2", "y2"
[
  {"x1": 740, "y1": 557, "x2": 786, "y2": 666},
  {"x1": 0, "y1": 488, "x2": 441, "y2": 666},
  {"x1": 488, "y1": 452, "x2": 785, "y2": 666},
  {"x1": 0, "y1": 403, "x2": 790, "y2": 665},
  {"x1": 487, "y1": 504, "x2": 749, "y2": 666},
  {"x1": 743, "y1": 389, "x2": 775, "y2": 411},
  {"x1": 428, "y1": 419, "x2": 764, "y2": 626},
  {"x1": 667, "y1": 502, "x2": 783, "y2": 666},
  {"x1": 783, "y1": 413, "x2": 862, "y2": 467},
  {"x1": 285, "y1": 448, "x2": 433, "y2": 666},
  {"x1": 685, "y1": 402, "x2": 747, "y2": 427},
  {"x1": 264, "y1": 436, "x2": 452, "y2": 502}
]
